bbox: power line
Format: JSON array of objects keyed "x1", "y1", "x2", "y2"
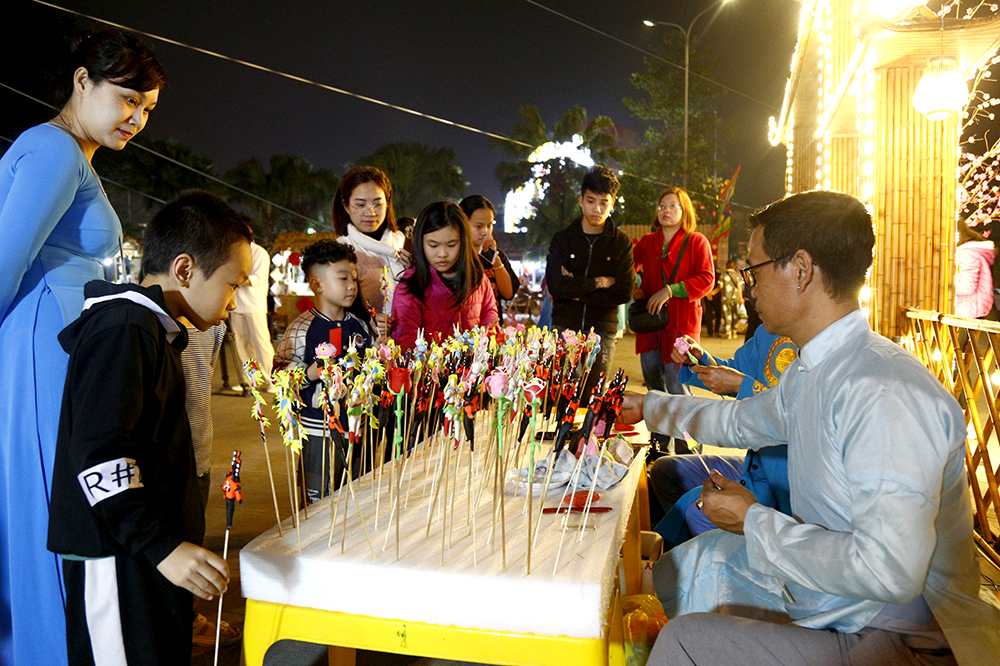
[
  {"x1": 0, "y1": 133, "x2": 167, "y2": 206},
  {"x1": 30, "y1": 0, "x2": 537, "y2": 152},
  {"x1": 22, "y1": 2, "x2": 757, "y2": 210},
  {"x1": 521, "y1": 0, "x2": 780, "y2": 110},
  {"x1": 0, "y1": 81, "x2": 325, "y2": 227}
]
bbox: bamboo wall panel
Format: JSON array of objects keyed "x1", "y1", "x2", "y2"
[
  {"x1": 870, "y1": 64, "x2": 960, "y2": 338},
  {"x1": 829, "y1": 136, "x2": 858, "y2": 196}
]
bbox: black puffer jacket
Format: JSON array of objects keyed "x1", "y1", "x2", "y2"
[{"x1": 545, "y1": 217, "x2": 634, "y2": 334}]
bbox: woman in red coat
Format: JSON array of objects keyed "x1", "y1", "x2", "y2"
[{"x1": 633, "y1": 187, "x2": 715, "y2": 453}]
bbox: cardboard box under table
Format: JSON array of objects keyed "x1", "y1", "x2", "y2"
[{"x1": 240, "y1": 434, "x2": 648, "y2": 666}]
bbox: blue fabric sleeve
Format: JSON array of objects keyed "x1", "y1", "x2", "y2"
[{"x1": 0, "y1": 129, "x2": 85, "y2": 321}]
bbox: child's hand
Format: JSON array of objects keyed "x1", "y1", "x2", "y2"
[{"x1": 156, "y1": 542, "x2": 229, "y2": 601}]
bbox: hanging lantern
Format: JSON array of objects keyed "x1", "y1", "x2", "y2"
[{"x1": 911, "y1": 56, "x2": 968, "y2": 121}]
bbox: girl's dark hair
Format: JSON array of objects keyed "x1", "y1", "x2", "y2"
[
  {"x1": 458, "y1": 195, "x2": 496, "y2": 219},
  {"x1": 332, "y1": 166, "x2": 398, "y2": 236},
  {"x1": 957, "y1": 221, "x2": 987, "y2": 246},
  {"x1": 55, "y1": 29, "x2": 165, "y2": 108},
  {"x1": 402, "y1": 201, "x2": 483, "y2": 308}
]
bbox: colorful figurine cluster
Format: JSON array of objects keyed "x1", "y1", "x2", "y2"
[{"x1": 244, "y1": 324, "x2": 630, "y2": 569}]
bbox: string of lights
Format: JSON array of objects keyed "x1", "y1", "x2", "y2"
[
  {"x1": 0, "y1": 132, "x2": 167, "y2": 207},
  {"x1": 20, "y1": 1, "x2": 756, "y2": 212},
  {"x1": 0, "y1": 80, "x2": 325, "y2": 228}
]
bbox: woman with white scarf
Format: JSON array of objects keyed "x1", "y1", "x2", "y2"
[{"x1": 332, "y1": 166, "x2": 411, "y2": 330}]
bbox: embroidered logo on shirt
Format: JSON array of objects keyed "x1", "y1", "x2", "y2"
[{"x1": 77, "y1": 458, "x2": 143, "y2": 507}]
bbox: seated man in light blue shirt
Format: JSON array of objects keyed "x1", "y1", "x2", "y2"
[{"x1": 620, "y1": 191, "x2": 1000, "y2": 666}]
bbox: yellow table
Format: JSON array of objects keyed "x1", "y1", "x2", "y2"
[{"x1": 241, "y1": 430, "x2": 648, "y2": 666}]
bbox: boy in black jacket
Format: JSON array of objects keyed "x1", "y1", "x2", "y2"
[
  {"x1": 545, "y1": 165, "x2": 635, "y2": 398},
  {"x1": 48, "y1": 191, "x2": 252, "y2": 666}
]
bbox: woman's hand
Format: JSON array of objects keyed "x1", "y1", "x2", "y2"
[
  {"x1": 397, "y1": 249, "x2": 413, "y2": 269},
  {"x1": 670, "y1": 335, "x2": 704, "y2": 364},
  {"x1": 646, "y1": 287, "x2": 672, "y2": 315},
  {"x1": 691, "y1": 365, "x2": 745, "y2": 395}
]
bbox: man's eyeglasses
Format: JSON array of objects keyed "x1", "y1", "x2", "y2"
[
  {"x1": 739, "y1": 255, "x2": 792, "y2": 288},
  {"x1": 349, "y1": 201, "x2": 386, "y2": 213}
]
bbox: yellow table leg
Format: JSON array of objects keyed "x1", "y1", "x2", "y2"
[
  {"x1": 329, "y1": 645, "x2": 357, "y2": 666},
  {"x1": 637, "y1": 462, "x2": 651, "y2": 532},
  {"x1": 622, "y1": 483, "x2": 643, "y2": 596},
  {"x1": 607, "y1": 584, "x2": 625, "y2": 666}
]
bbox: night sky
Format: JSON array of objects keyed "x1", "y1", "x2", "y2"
[{"x1": 19, "y1": 0, "x2": 801, "y2": 211}]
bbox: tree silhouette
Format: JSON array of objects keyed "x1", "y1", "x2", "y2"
[
  {"x1": 224, "y1": 154, "x2": 339, "y2": 241},
  {"x1": 615, "y1": 32, "x2": 731, "y2": 228},
  {"x1": 353, "y1": 142, "x2": 466, "y2": 217},
  {"x1": 491, "y1": 105, "x2": 619, "y2": 252}
]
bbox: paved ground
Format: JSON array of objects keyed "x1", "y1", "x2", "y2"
[{"x1": 190, "y1": 331, "x2": 740, "y2": 666}]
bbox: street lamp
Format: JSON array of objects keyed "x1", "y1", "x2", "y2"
[{"x1": 643, "y1": 0, "x2": 732, "y2": 188}]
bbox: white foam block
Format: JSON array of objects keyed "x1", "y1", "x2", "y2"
[{"x1": 241, "y1": 436, "x2": 645, "y2": 639}]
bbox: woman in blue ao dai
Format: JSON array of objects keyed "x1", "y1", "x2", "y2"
[{"x1": 0, "y1": 29, "x2": 164, "y2": 665}]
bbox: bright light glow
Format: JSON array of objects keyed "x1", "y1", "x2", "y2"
[
  {"x1": 503, "y1": 134, "x2": 595, "y2": 233},
  {"x1": 860, "y1": 285, "x2": 871, "y2": 301},
  {"x1": 932, "y1": 349, "x2": 943, "y2": 362},
  {"x1": 643, "y1": 19, "x2": 655, "y2": 27},
  {"x1": 912, "y1": 57, "x2": 969, "y2": 121},
  {"x1": 992, "y1": 372, "x2": 1000, "y2": 387},
  {"x1": 307, "y1": 227, "x2": 316, "y2": 234},
  {"x1": 102, "y1": 258, "x2": 114, "y2": 267},
  {"x1": 869, "y1": 0, "x2": 927, "y2": 20}
]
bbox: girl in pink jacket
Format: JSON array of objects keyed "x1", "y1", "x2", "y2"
[
  {"x1": 955, "y1": 223, "x2": 996, "y2": 319},
  {"x1": 390, "y1": 201, "x2": 498, "y2": 348}
]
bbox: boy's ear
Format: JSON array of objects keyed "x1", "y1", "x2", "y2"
[
  {"x1": 308, "y1": 273, "x2": 322, "y2": 294},
  {"x1": 172, "y1": 254, "x2": 196, "y2": 287}
]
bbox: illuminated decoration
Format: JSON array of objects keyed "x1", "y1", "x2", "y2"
[
  {"x1": 859, "y1": 71, "x2": 876, "y2": 202},
  {"x1": 768, "y1": 0, "x2": 813, "y2": 148},
  {"x1": 815, "y1": 1, "x2": 833, "y2": 190},
  {"x1": 868, "y1": 0, "x2": 926, "y2": 21},
  {"x1": 912, "y1": 56, "x2": 969, "y2": 121},
  {"x1": 785, "y1": 125, "x2": 795, "y2": 196},
  {"x1": 502, "y1": 134, "x2": 595, "y2": 233}
]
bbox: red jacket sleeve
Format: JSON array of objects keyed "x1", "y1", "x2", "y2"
[
  {"x1": 478, "y1": 279, "x2": 498, "y2": 327},
  {"x1": 390, "y1": 282, "x2": 423, "y2": 349},
  {"x1": 679, "y1": 233, "x2": 716, "y2": 300}
]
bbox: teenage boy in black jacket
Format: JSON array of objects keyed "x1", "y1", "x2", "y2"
[
  {"x1": 545, "y1": 165, "x2": 635, "y2": 399},
  {"x1": 48, "y1": 191, "x2": 252, "y2": 666}
]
